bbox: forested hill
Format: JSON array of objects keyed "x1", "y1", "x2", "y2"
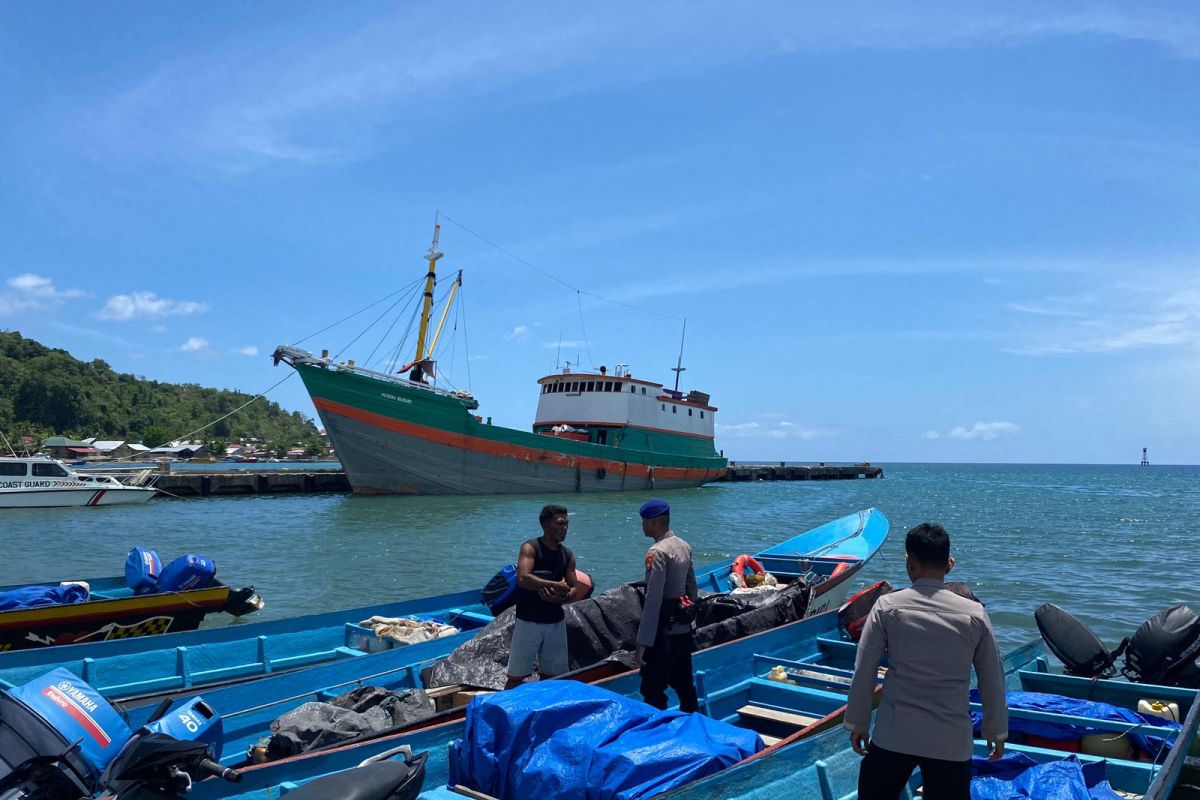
[{"x1": 0, "y1": 331, "x2": 317, "y2": 447}]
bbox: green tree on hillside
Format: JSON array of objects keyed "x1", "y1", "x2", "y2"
[
  {"x1": 0, "y1": 332, "x2": 318, "y2": 447},
  {"x1": 141, "y1": 426, "x2": 172, "y2": 449}
]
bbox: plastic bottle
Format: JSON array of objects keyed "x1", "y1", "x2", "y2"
[
  {"x1": 1138, "y1": 699, "x2": 1180, "y2": 723},
  {"x1": 767, "y1": 666, "x2": 796, "y2": 684}
]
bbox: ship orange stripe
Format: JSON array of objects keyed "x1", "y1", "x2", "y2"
[{"x1": 313, "y1": 397, "x2": 724, "y2": 482}]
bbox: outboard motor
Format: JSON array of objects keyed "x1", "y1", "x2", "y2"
[
  {"x1": 0, "y1": 667, "x2": 132, "y2": 799},
  {"x1": 1034, "y1": 603, "x2": 1127, "y2": 679},
  {"x1": 1122, "y1": 605, "x2": 1200, "y2": 688},
  {"x1": 0, "y1": 668, "x2": 235, "y2": 800}
]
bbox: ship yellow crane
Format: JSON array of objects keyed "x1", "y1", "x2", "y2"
[{"x1": 426, "y1": 269, "x2": 463, "y2": 361}]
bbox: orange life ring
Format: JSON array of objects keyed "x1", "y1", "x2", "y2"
[
  {"x1": 731, "y1": 554, "x2": 765, "y2": 580},
  {"x1": 825, "y1": 554, "x2": 859, "y2": 579}
]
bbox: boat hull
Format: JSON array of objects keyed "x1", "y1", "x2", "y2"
[
  {"x1": 0, "y1": 584, "x2": 232, "y2": 652},
  {"x1": 0, "y1": 486, "x2": 155, "y2": 508},
  {"x1": 290, "y1": 358, "x2": 726, "y2": 496},
  {"x1": 317, "y1": 401, "x2": 723, "y2": 495}
]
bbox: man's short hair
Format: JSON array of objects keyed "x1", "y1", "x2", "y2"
[
  {"x1": 905, "y1": 522, "x2": 951, "y2": 567},
  {"x1": 539, "y1": 504, "x2": 569, "y2": 524}
]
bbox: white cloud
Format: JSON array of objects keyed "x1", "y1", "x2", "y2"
[
  {"x1": 543, "y1": 339, "x2": 586, "y2": 350},
  {"x1": 1006, "y1": 302, "x2": 1086, "y2": 318},
  {"x1": 506, "y1": 325, "x2": 531, "y2": 342},
  {"x1": 717, "y1": 419, "x2": 838, "y2": 440},
  {"x1": 1007, "y1": 277, "x2": 1200, "y2": 356},
  {"x1": 234, "y1": 345, "x2": 259, "y2": 356},
  {"x1": 924, "y1": 421, "x2": 1019, "y2": 441},
  {"x1": 180, "y1": 336, "x2": 209, "y2": 352},
  {"x1": 0, "y1": 273, "x2": 85, "y2": 316},
  {"x1": 74, "y1": 5, "x2": 1200, "y2": 174},
  {"x1": 96, "y1": 291, "x2": 208, "y2": 321},
  {"x1": 151, "y1": 324, "x2": 168, "y2": 333}
]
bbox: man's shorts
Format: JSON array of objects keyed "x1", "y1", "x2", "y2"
[{"x1": 507, "y1": 618, "x2": 569, "y2": 679}]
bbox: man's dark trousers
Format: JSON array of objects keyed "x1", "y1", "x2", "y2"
[
  {"x1": 858, "y1": 743, "x2": 971, "y2": 800},
  {"x1": 639, "y1": 631, "x2": 698, "y2": 712}
]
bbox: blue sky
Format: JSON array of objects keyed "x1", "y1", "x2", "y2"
[{"x1": 2, "y1": 3, "x2": 1198, "y2": 463}]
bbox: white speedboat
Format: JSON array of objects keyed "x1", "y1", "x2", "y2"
[{"x1": 0, "y1": 458, "x2": 156, "y2": 508}]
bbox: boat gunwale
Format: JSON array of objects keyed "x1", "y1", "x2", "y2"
[{"x1": 206, "y1": 511, "x2": 887, "y2": 777}]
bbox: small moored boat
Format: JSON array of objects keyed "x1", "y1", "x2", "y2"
[
  {"x1": 0, "y1": 457, "x2": 156, "y2": 509},
  {"x1": 0, "y1": 572, "x2": 263, "y2": 653}
]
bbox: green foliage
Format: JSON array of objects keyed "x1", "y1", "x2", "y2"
[
  {"x1": 0, "y1": 332, "x2": 318, "y2": 448},
  {"x1": 142, "y1": 425, "x2": 172, "y2": 449},
  {"x1": 303, "y1": 438, "x2": 324, "y2": 457}
]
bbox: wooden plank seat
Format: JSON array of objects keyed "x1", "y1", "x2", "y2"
[{"x1": 737, "y1": 703, "x2": 823, "y2": 729}]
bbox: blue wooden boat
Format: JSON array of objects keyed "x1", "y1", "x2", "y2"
[
  {"x1": 659, "y1": 640, "x2": 1200, "y2": 800},
  {"x1": 0, "y1": 574, "x2": 261, "y2": 653},
  {"x1": 0, "y1": 588, "x2": 494, "y2": 702},
  {"x1": 1, "y1": 507, "x2": 887, "y2": 704},
  {"x1": 162, "y1": 621, "x2": 1197, "y2": 800},
  {"x1": 134, "y1": 609, "x2": 860, "y2": 799}
]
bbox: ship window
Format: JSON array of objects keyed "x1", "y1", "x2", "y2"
[
  {"x1": 571, "y1": 382, "x2": 580, "y2": 392},
  {"x1": 700, "y1": 411, "x2": 705, "y2": 419},
  {"x1": 33, "y1": 463, "x2": 69, "y2": 477},
  {"x1": 0, "y1": 462, "x2": 26, "y2": 476},
  {"x1": 642, "y1": 388, "x2": 647, "y2": 395},
  {"x1": 586, "y1": 381, "x2": 595, "y2": 392},
  {"x1": 629, "y1": 385, "x2": 635, "y2": 393},
  {"x1": 672, "y1": 405, "x2": 677, "y2": 413},
  {"x1": 688, "y1": 408, "x2": 693, "y2": 416},
  {"x1": 661, "y1": 404, "x2": 666, "y2": 411}
]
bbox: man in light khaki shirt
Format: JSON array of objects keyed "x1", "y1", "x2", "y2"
[{"x1": 844, "y1": 523, "x2": 1008, "y2": 800}]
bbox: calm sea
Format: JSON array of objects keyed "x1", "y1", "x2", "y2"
[{"x1": 4, "y1": 463, "x2": 1198, "y2": 654}]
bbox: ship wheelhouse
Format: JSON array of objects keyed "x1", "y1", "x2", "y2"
[{"x1": 532, "y1": 368, "x2": 718, "y2": 458}]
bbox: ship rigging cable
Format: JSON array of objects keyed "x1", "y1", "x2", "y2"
[{"x1": 440, "y1": 214, "x2": 684, "y2": 322}]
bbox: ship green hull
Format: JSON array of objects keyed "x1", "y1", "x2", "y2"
[{"x1": 295, "y1": 363, "x2": 727, "y2": 495}]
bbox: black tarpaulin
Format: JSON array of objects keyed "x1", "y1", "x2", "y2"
[{"x1": 428, "y1": 579, "x2": 811, "y2": 691}]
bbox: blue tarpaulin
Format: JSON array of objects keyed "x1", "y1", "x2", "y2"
[
  {"x1": 971, "y1": 690, "x2": 1179, "y2": 756},
  {"x1": 0, "y1": 583, "x2": 88, "y2": 611},
  {"x1": 971, "y1": 753, "x2": 1124, "y2": 800},
  {"x1": 449, "y1": 681, "x2": 763, "y2": 800}
]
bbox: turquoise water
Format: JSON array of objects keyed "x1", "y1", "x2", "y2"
[{"x1": 4, "y1": 463, "x2": 1197, "y2": 653}]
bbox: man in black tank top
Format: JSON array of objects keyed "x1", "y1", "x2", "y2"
[{"x1": 504, "y1": 504, "x2": 578, "y2": 689}]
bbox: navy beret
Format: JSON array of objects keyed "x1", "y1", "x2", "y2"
[{"x1": 639, "y1": 498, "x2": 670, "y2": 519}]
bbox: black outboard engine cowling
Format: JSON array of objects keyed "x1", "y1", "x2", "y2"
[
  {"x1": 1123, "y1": 604, "x2": 1200, "y2": 688},
  {"x1": 1034, "y1": 603, "x2": 1126, "y2": 679}
]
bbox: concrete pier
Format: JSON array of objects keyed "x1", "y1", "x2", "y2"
[
  {"x1": 717, "y1": 463, "x2": 883, "y2": 481},
  {"x1": 147, "y1": 462, "x2": 879, "y2": 497},
  {"x1": 152, "y1": 472, "x2": 351, "y2": 497}
]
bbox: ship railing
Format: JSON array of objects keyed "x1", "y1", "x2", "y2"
[{"x1": 274, "y1": 345, "x2": 476, "y2": 403}]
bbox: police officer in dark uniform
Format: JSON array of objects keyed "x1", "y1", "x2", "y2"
[{"x1": 635, "y1": 498, "x2": 700, "y2": 712}]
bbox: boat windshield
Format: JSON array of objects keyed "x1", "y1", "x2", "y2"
[{"x1": 31, "y1": 463, "x2": 70, "y2": 478}]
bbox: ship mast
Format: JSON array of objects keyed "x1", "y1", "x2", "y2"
[
  {"x1": 671, "y1": 317, "x2": 687, "y2": 393},
  {"x1": 410, "y1": 216, "x2": 444, "y2": 381}
]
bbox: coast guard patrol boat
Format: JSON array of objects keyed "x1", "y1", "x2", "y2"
[{"x1": 0, "y1": 458, "x2": 156, "y2": 508}]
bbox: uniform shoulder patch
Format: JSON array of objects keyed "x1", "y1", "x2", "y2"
[{"x1": 644, "y1": 551, "x2": 655, "y2": 571}]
